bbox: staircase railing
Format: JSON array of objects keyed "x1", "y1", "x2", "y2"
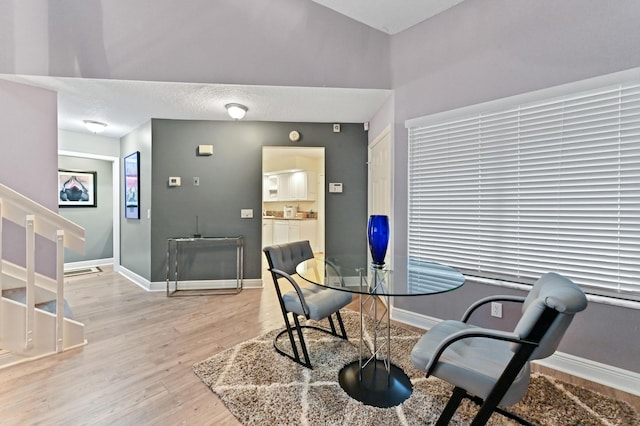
[{"x1": 0, "y1": 182, "x2": 85, "y2": 354}]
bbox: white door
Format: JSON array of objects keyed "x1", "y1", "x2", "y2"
[{"x1": 368, "y1": 126, "x2": 392, "y2": 267}]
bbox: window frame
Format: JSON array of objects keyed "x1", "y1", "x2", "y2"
[{"x1": 406, "y1": 68, "x2": 640, "y2": 303}]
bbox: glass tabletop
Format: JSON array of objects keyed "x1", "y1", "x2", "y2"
[{"x1": 296, "y1": 256, "x2": 465, "y2": 296}]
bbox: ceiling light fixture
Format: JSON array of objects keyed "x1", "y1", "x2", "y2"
[
  {"x1": 225, "y1": 103, "x2": 248, "y2": 120},
  {"x1": 83, "y1": 120, "x2": 108, "y2": 133}
]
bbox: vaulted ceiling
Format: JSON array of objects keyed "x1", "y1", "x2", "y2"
[{"x1": 1, "y1": 1, "x2": 464, "y2": 138}]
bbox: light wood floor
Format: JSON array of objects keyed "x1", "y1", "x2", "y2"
[
  {"x1": 0, "y1": 267, "x2": 285, "y2": 425},
  {"x1": 1, "y1": 267, "x2": 637, "y2": 425}
]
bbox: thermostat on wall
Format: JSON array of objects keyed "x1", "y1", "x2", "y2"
[{"x1": 329, "y1": 182, "x2": 343, "y2": 193}]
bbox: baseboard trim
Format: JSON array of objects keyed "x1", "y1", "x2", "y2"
[
  {"x1": 64, "y1": 258, "x2": 114, "y2": 271},
  {"x1": 391, "y1": 307, "x2": 640, "y2": 398},
  {"x1": 117, "y1": 267, "x2": 152, "y2": 291},
  {"x1": 535, "y1": 352, "x2": 640, "y2": 397}
]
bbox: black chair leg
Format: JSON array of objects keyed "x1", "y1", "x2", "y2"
[
  {"x1": 436, "y1": 386, "x2": 467, "y2": 426},
  {"x1": 274, "y1": 311, "x2": 349, "y2": 369},
  {"x1": 292, "y1": 314, "x2": 312, "y2": 368},
  {"x1": 284, "y1": 313, "x2": 301, "y2": 363},
  {"x1": 335, "y1": 311, "x2": 348, "y2": 339}
]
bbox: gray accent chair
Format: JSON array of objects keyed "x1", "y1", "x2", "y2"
[
  {"x1": 263, "y1": 240, "x2": 352, "y2": 368},
  {"x1": 411, "y1": 272, "x2": 588, "y2": 425}
]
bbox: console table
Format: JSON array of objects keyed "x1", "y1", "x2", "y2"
[{"x1": 166, "y1": 236, "x2": 244, "y2": 296}]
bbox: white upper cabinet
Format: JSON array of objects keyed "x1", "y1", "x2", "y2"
[{"x1": 263, "y1": 171, "x2": 316, "y2": 201}]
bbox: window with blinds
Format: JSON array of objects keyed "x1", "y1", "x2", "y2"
[{"x1": 407, "y1": 81, "x2": 640, "y2": 301}]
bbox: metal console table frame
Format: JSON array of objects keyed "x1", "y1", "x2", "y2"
[{"x1": 166, "y1": 236, "x2": 244, "y2": 296}]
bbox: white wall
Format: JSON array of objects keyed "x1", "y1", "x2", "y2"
[{"x1": 0, "y1": 79, "x2": 58, "y2": 276}]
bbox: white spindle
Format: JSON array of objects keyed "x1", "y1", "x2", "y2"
[
  {"x1": 25, "y1": 215, "x2": 36, "y2": 351},
  {"x1": 56, "y1": 230, "x2": 65, "y2": 352}
]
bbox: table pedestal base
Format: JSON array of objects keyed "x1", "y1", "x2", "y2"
[{"x1": 338, "y1": 360, "x2": 413, "y2": 408}]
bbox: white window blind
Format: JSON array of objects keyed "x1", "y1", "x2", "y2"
[{"x1": 408, "y1": 82, "x2": 640, "y2": 301}]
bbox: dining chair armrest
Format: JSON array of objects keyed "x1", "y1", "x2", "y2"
[
  {"x1": 424, "y1": 328, "x2": 536, "y2": 377},
  {"x1": 461, "y1": 295, "x2": 526, "y2": 323},
  {"x1": 271, "y1": 268, "x2": 311, "y2": 317}
]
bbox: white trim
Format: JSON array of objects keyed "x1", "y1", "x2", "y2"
[
  {"x1": 390, "y1": 307, "x2": 640, "y2": 397},
  {"x1": 117, "y1": 266, "x2": 152, "y2": 291},
  {"x1": 535, "y1": 352, "x2": 640, "y2": 397},
  {"x1": 64, "y1": 258, "x2": 113, "y2": 271},
  {"x1": 58, "y1": 150, "x2": 120, "y2": 268},
  {"x1": 391, "y1": 306, "x2": 441, "y2": 331}
]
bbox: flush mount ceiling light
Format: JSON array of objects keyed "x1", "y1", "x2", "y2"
[
  {"x1": 225, "y1": 103, "x2": 248, "y2": 120},
  {"x1": 83, "y1": 120, "x2": 108, "y2": 133}
]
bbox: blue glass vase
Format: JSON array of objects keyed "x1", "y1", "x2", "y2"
[{"x1": 368, "y1": 215, "x2": 389, "y2": 268}]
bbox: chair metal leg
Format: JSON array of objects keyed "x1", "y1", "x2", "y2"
[
  {"x1": 284, "y1": 313, "x2": 302, "y2": 363},
  {"x1": 436, "y1": 386, "x2": 467, "y2": 426},
  {"x1": 273, "y1": 311, "x2": 349, "y2": 369},
  {"x1": 335, "y1": 311, "x2": 348, "y2": 339},
  {"x1": 292, "y1": 314, "x2": 312, "y2": 368}
]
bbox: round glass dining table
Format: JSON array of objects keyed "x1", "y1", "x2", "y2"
[{"x1": 296, "y1": 256, "x2": 465, "y2": 408}]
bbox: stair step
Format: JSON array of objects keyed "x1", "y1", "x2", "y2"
[{"x1": 1, "y1": 289, "x2": 73, "y2": 318}]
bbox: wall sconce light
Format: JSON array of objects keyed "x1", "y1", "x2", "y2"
[
  {"x1": 83, "y1": 120, "x2": 108, "y2": 133},
  {"x1": 225, "y1": 103, "x2": 248, "y2": 120}
]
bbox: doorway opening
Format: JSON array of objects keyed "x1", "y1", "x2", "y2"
[{"x1": 261, "y1": 147, "x2": 325, "y2": 280}]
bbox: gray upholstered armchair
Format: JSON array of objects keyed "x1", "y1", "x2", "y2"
[
  {"x1": 411, "y1": 272, "x2": 588, "y2": 425},
  {"x1": 263, "y1": 240, "x2": 352, "y2": 368}
]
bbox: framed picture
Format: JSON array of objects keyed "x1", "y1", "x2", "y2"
[
  {"x1": 58, "y1": 170, "x2": 97, "y2": 207},
  {"x1": 124, "y1": 151, "x2": 140, "y2": 219}
]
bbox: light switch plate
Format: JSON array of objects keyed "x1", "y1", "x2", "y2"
[
  {"x1": 241, "y1": 209, "x2": 253, "y2": 218},
  {"x1": 168, "y1": 177, "x2": 181, "y2": 186}
]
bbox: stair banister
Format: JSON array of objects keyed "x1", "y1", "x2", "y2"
[{"x1": 0, "y1": 182, "x2": 85, "y2": 363}]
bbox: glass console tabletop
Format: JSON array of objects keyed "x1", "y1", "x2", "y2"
[{"x1": 296, "y1": 256, "x2": 465, "y2": 408}]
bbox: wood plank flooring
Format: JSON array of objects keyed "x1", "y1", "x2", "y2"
[
  {"x1": 1, "y1": 267, "x2": 637, "y2": 424},
  {"x1": 0, "y1": 267, "x2": 286, "y2": 425}
]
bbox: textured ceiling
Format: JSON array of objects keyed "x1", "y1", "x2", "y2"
[{"x1": 1, "y1": 75, "x2": 391, "y2": 138}]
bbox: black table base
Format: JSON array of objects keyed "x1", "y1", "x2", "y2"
[{"x1": 338, "y1": 359, "x2": 413, "y2": 408}]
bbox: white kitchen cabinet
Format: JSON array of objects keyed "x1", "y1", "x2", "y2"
[
  {"x1": 263, "y1": 175, "x2": 280, "y2": 201},
  {"x1": 263, "y1": 171, "x2": 315, "y2": 202},
  {"x1": 264, "y1": 219, "x2": 317, "y2": 250},
  {"x1": 263, "y1": 174, "x2": 291, "y2": 201},
  {"x1": 272, "y1": 220, "x2": 289, "y2": 245},
  {"x1": 288, "y1": 221, "x2": 300, "y2": 242},
  {"x1": 288, "y1": 171, "x2": 316, "y2": 201},
  {"x1": 262, "y1": 219, "x2": 273, "y2": 248},
  {"x1": 299, "y1": 220, "x2": 318, "y2": 252}
]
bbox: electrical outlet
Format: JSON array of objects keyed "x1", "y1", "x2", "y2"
[{"x1": 491, "y1": 302, "x2": 503, "y2": 318}]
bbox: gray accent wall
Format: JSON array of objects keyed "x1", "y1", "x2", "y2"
[
  {"x1": 58, "y1": 156, "x2": 113, "y2": 262},
  {"x1": 379, "y1": 2, "x2": 640, "y2": 374},
  {"x1": 149, "y1": 120, "x2": 368, "y2": 283}
]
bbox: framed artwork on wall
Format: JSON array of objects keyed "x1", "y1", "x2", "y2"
[
  {"x1": 58, "y1": 170, "x2": 97, "y2": 207},
  {"x1": 124, "y1": 151, "x2": 140, "y2": 219}
]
